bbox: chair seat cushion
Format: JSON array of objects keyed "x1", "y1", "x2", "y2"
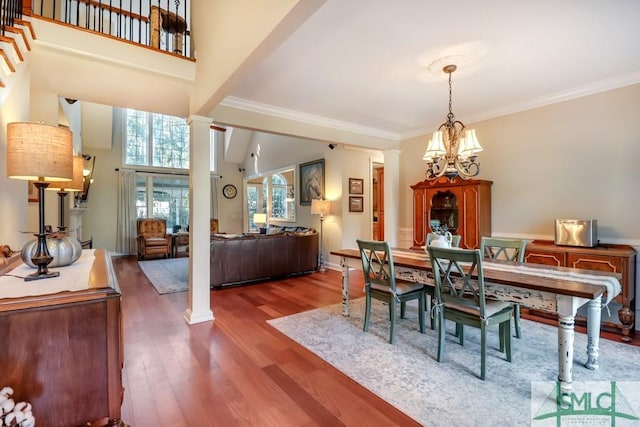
[
  {"x1": 145, "y1": 237, "x2": 169, "y2": 247},
  {"x1": 371, "y1": 279, "x2": 424, "y2": 295},
  {"x1": 444, "y1": 295, "x2": 512, "y2": 317}
]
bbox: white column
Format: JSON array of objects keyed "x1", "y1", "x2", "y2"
[
  {"x1": 382, "y1": 149, "x2": 400, "y2": 247},
  {"x1": 184, "y1": 115, "x2": 214, "y2": 325}
]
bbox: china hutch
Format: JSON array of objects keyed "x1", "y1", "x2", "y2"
[{"x1": 411, "y1": 177, "x2": 492, "y2": 249}]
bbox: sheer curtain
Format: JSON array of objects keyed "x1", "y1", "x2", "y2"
[
  {"x1": 211, "y1": 175, "x2": 219, "y2": 220},
  {"x1": 116, "y1": 169, "x2": 137, "y2": 254}
]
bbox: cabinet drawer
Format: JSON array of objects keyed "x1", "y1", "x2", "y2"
[
  {"x1": 566, "y1": 253, "x2": 622, "y2": 274},
  {"x1": 524, "y1": 249, "x2": 566, "y2": 266}
]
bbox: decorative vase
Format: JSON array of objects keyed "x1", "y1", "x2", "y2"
[
  {"x1": 21, "y1": 235, "x2": 83, "y2": 268},
  {"x1": 429, "y1": 231, "x2": 453, "y2": 248}
]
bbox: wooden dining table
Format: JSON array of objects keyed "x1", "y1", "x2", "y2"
[{"x1": 330, "y1": 247, "x2": 621, "y2": 392}]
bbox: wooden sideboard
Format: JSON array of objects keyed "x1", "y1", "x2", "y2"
[
  {"x1": 0, "y1": 249, "x2": 124, "y2": 427},
  {"x1": 525, "y1": 240, "x2": 636, "y2": 341}
]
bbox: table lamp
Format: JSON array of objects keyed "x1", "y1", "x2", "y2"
[
  {"x1": 46, "y1": 155, "x2": 84, "y2": 233},
  {"x1": 310, "y1": 199, "x2": 331, "y2": 272},
  {"x1": 6, "y1": 122, "x2": 73, "y2": 281},
  {"x1": 253, "y1": 213, "x2": 267, "y2": 233}
]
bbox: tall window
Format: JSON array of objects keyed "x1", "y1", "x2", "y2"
[
  {"x1": 124, "y1": 109, "x2": 190, "y2": 169},
  {"x1": 135, "y1": 175, "x2": 189, "y2": 231},
  {"x1": 125, "y1": 109, "x2": 218, "y2": 229}
]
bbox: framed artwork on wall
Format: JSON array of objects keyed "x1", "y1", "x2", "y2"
[
  {"x1": 349, "y1": 178, "x2": 363, "y2": 194},
  {"x1": 349, "y1": 196, "x2": 363, "y2": 212},
  {"x1": 299, "y1": 159, "x2": 324, "y2": 206},
  {"x1": 28, "y1": 181, "x2": 38, "y2": 203}
]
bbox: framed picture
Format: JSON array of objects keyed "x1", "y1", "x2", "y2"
[
  {"x1": 28, "y1": 181, "x2": 39, "y2": 203},
  {"x1": 349, "y1": 178, "x2": 364, "y2": 194},
  {"x1": 299, "y1": 159, "x2": 324, "y2": 206},
  {"x1": 349, "y1": 196, "x2": 363, "y2": 212}
]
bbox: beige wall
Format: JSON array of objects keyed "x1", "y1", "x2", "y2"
[{"x1": 400, "y1": 83, "x2": 640, "y2": 246}]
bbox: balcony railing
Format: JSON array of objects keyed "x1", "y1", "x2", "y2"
[
  {"x1": 29, "y1": 0, "x2": 191, "y2": 57},
  {"x1": 0, "y1": 0, "x2": 23, "y2": 36}
]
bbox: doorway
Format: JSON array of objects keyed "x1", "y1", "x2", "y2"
[{"x1": 372, "y1": 162, "x2": 384, "y2": 240}]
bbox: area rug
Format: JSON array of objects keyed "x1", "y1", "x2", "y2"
[
  {"x1": 267, "y1": 298, "x2": 640, "y2": 426},
  {"x1": 138, "y1": 257, "x2": 188, "y2": 294}
]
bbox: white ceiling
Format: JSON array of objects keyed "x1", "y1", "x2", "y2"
[{"x1": 223, "y1": 0, "x2": 640, "y2": 141}]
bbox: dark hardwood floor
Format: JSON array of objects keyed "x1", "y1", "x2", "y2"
[
  {"x1": 113, "y1": 255, "x2": 638, "y2": 426},
  {"x1": 113, "y1": 255, "x2": 420, "y2": 426}
]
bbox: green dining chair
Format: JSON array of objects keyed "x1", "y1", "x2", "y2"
[
  {"x1": 357, "y1": 239, "x2": 426, "y2": 344},
  {"x1": 427, "y1": 246, "x2": 514, "y2": 380},
  {"x1": 480, "y1": 237, "x2": 527, "y2": 338}
]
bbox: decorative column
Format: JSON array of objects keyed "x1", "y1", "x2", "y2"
[{"x1": 184, "y1": 115, "x2": 214, "y2": 325}]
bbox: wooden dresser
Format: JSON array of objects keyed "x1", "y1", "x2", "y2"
[
  {"x1": 0, "y1": 249, "x2": 124, "y2": 427},
  {"x1": 525, "y1": 240, "x2": 636, "y2": 341}
]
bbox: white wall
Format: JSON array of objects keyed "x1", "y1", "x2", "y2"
[
  {"x1": 399, "y1": 83, "x2": 640, "y2": 246},
  {"x1": 0, "y1": 69, "x2": 32, "y2": 250}
]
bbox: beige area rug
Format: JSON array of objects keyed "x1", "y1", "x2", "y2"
[
  {"x1": 268, "y1": 298, "x2": 640, "y2": 426},
  {"x1": 138, "y1": 257, "x2": 188, "y2": 294}
]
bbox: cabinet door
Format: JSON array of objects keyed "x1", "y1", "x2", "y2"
[
  {"x1": 460, "y1": 185, "x2": 481, "y2": 248},
  {"x1": 413, "y1": 189, "x2": 427, "y2": 247},
  {"x1": 567, "y1": 253, "x2": 625, "y2": 304}
]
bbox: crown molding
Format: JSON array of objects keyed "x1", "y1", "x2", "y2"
[{"x1": 219, "y1": 96, "x2": 401, "y2": 141}]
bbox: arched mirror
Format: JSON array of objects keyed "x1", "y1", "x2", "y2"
[
  {"x1": 245, "y1": 165, "x2": 296, "y2": 232},
  {"x1": 74, "y1": 155, "x2": 95, "y2": 207}
]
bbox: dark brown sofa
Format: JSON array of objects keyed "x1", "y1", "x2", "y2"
[{"x1": 210, "y1": 230, "x2": 318, "y2": 288}]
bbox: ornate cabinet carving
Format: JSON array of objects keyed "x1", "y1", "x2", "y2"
[
  {"x1": 525, "y1": 240, "x2": 636, "y2": 341},
  {"x1": 411, "y1": 177, "x2": 492, "y2": 249}
]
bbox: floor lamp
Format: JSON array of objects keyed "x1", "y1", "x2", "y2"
[
  {"x1": 310, "y1": 199, "x2": 331, "y2": 272},
  {"x1": 6, "y1": 122, "x2": 73, "y2": 281}
]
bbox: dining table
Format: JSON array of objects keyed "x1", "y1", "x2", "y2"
[{"x1": 330, "y1": 247, "x2": 621, "y2": 392}]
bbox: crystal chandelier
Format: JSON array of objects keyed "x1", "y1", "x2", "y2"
[{"x1": 423, "y1": 64, "x2": 483, "y2": 180}]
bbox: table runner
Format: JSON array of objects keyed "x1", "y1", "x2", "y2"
[
  {"x1": 482, "y1": 261, "x2": 621, "y2": 305},
  {"x1": 0, "y1": 249, "x2": 96, "y2": 298}
]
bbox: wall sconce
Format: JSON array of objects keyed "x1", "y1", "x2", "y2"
[{"x1": 6, "y1": 122, "x2": 73, "y2": 281}]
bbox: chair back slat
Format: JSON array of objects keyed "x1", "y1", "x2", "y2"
[
  {"x1": 480, "y1": 237, "x2": 526, "y2": 263},
  {"x1": 357, "y1": 239, "x2": 397, "y2": 292},
  {"x1": 428, "y1": 246, "x2": 487, "y2": 316}
]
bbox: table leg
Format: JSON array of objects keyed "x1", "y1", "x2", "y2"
[
  {"x1": 340, "y1": 256, "x2": 350, "y2": 317},
  {"x1": 557, "y1": 314, "x2": 575, "y2": 393},
  {"x1": 585, "y1": 296, "x2": 602, "y2": 370}
]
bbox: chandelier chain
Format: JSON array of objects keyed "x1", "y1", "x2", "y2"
[{"x1": 447, "y1": 71, "x2": 454, "y2": 123}]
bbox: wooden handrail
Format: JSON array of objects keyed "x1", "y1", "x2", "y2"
[{"x1": 77, "y1": 0, "x2": 149, "y2": 24}]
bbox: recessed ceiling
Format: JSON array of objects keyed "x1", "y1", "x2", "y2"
[{"x1": 224, "y1": 0, "x2": 640, "y2": 140}]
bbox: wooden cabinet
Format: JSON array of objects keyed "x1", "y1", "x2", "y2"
[
  {"x1": 525, "y1": 240, "x2": 636, "y2": 340},
  {"x1": 411, "y1": 177, "x2": 492, "y2": 249},
  {"x1": 0, "y1": 249, "x2": 124, "y2": 426}
]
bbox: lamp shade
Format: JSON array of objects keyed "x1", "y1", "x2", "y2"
[
  {"x1": 253, "y1": 213, "x2": 267, "y2": 224},
  {"x1": 310, "y1": 199, "x2": 331, "y2": 217},
  {"x1": 46, "y1": 155, "x2": 84, "y2": 191},
  {"x1": 6, "y1": 122, "x2": 73, "y2": 182},
  {"x1": 422, "y1": 131, "x2": 446, "y2": 160}
]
